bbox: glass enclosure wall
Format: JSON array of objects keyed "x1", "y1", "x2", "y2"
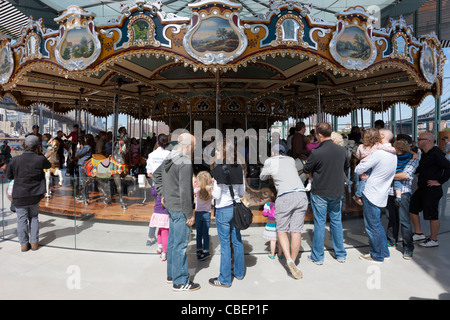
[{"x1": 1, "y1": 171, "x2": 364, "y2": 253}]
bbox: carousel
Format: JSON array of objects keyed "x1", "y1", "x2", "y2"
[{"x1": 0, "y1": 0, "x2": 446, "y2": 223}]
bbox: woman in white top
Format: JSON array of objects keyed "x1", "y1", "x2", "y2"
[{"x1": 209, "y1": 140, "x2": 246, "y2": 288}]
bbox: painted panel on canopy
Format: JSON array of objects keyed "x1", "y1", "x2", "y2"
[{"x1": 191, "y1": 16, "x2": 239, "y2": 53}]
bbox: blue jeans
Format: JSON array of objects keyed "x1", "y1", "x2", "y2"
[
  {"x1": 167, "y1": 211, "x2": 191, "y2": 285},
  {"x1": 215, "y1": 205, "x2": 245, "y2": 285},
  {"x1": 78, "y1": 165, "x2": 89, "y2": 197},
  {"x1": 385, "y1": 194, "x2": 414, "y2": 253},
  {"x1": 393, "y1": 180, "x2": 403, "y2": 194},
  {"x1": 310, "y1": 193, "x2": 347, "y2": 262},
  {"x1": 195, "y1": 211, "x2": 211, "y2": 251},
  {"x1": 361, "y1": 194, "x2": 390, "y2": 262}
]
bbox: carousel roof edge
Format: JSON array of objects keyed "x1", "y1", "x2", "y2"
[{"x1": 0, "y1": 0, "x2": 446, "y2": 118}]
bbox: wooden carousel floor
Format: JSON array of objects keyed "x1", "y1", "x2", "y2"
[{"x1": 39, "y1": 178, "x2": 364, "y2": 224}]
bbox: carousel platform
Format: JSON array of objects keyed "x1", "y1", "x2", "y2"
[{"x1": 38, "y1": 175, "x2": 363, "y2": 224}]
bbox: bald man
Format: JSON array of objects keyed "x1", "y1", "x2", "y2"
[
  {"x1": 379, "y1": 128, "x2": 394, "y2": 145},
  {"x1": 355, "y1": 129, "x2": 397, "y2": 263},
  {"x1": 153, "y1": 132, "x2": 200, "y2": 291},
  {"x1": 410, "y1": 132, "x2": 450, "y2": 248}
]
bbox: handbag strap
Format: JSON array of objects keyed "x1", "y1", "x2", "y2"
[{"x1": 222, "y1": 165, "x2": 236, "y2": 204}]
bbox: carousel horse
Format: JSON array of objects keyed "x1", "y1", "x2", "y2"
[
  {"x1": 242, "y1": 158, "x2": 308, "y2": 208},
  {"x1": 80, "y1": 139, "x2": 136, "y2": 209},
  {"x1": 295, "y1": 158, "x2": 308, "y2": 185},
  {"x1": 44, "y1": 139, "x2": 64, "y2": 199},
  {"x1": 64, "y1": 139, "x2": 76, "y2": 176}
]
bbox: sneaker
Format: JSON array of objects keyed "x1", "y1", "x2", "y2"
[
  {"x1": 387, "y1": 243, "x2": 397, "y2": 248},
  {"x1": 305, "y1": 182, "x2": 312, "y2": 192},
  {"x1": 196, "y1": 249, "x2": 202, "y2": 258},
  {"x1": 173, "y1": 281, "x2": 201, "y2": 292},
  {"x1": 413, "y1": 233, "x2": 426, "y2": 242},
  {"x1": 145, "y1": 238, "x2": 157, "y2": 246},
  {"x1": 198, "y1": 252, "x2": 210, "y2": 261},
  {"x1": 403, "y1": 251, "x2": 413, "y2": 260},
  {"x1": 161, "y1": 252, "x2": 167, "y2": 261},
  {"x1": 209, "y1": 277, "x2": 231, "y2": 288},
  {"x1": 336, "y1": 258, "x2": 346, "y2": 264},
  {"x1": 307, "y1": 255, "x2": 323, "y2": 266},
  {"x1": 419, "y1": 238, "x2": 439, "y2": 248},
  {"x1": 287, "y1": 260, "x2": 303, "y2": 279},
  {"x1": 359, "y1": 254, "x2": 383, "y2": 264},
  {"x1": 330, "y1": 252, "x2": 346, "y2": 263},
  {"x1": 167, "y1": 277, "x2": 173, "y2": 284}
]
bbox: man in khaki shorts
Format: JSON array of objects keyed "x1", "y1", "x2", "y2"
[{"x1": 260, "y1": 144, "x2": 308, "y2": 279}]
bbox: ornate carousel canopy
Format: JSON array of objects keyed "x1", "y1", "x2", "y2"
[{"x1": 0, "y1": 0, "x2": 446, "y2": 130}]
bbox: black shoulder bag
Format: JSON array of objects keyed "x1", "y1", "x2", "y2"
[{"x1": 222, "y1": 165, "x2": 253, "y2": 230}]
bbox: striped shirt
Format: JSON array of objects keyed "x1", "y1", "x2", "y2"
[
  {"x1": 262, "y1": 202, "x2": 277, "y2": 232},
  {"x1": 388, "y1": 158, "x2": 419, "y2": 196}
]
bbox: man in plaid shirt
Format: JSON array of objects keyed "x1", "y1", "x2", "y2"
[{"x1": 385, "y1": 156, "x2": 419, "y2": 260}]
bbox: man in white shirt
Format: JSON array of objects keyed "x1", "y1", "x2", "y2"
[{"x1": 354, "y1": 129, "x2": 397, "y2": 263}]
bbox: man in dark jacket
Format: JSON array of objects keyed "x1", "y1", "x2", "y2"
[
  {"x1": 153, "y1": 132, "x2": 200, "y2": 292},
  {"x1": 6, "y1": 135, "x2": 51, "y2": 252},
  {"x1": 291, "y1": 121, "x2": 310, "y2": 160},
  {"x1": 303, "y1": 122, "x2": 350, "y2": 265},
  {"x1": 410, "y1": 132, "x2": 450, "y2": 248}
]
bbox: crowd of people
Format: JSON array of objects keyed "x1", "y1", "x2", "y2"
[
  {"x1": 3, "y1": 118, "x2": 450, "y2": 292},
  {"x1": 140, "y1": 119, "x2": 450, "y2": 292},
  {"x1": 3, "y1": 124, "x2": 159, "y2": 251}
]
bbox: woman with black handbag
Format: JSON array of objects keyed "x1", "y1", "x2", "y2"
[{"x1": 209, "y1": 139, "x2": 246, "y2": 288}]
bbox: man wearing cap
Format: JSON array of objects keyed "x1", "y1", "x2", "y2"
[
  {"x1": 260, "y1": 142, "x2": 308, "y2": 279},
  {"x1": 6, "y1": 135, "x2": 51, "y2": 252},
  {"x1": 303, "y1": 122, "x2": 350, "y2": 265}
]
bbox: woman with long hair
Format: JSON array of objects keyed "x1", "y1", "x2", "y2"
[{"x1": 209, "y1": 139, "x2": 246, "y2": 288}]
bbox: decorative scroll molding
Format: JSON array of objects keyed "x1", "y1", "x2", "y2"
[
  {"x1": 270, "y1": 14, "x2": 308, "y2": 48},
  {"x1": 0, "y1": 40, "x2": 14, "y2": 85},
  {"x1": 183, "y1": 6, "x2": 248, "y2": 65},
  {"x1": 329, "y1": 7, "x2": 378, "y2": 71},
  {"x1": 54, "y1": 6, "x2": 102, "y2": 71}
]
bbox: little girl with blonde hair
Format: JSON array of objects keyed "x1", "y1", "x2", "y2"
[{"x1": 194, "y1": 171, "x2": 214, "y2": 261}]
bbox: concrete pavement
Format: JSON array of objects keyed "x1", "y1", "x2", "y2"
[{"x1": 1, "y1": 211, "x2": 450, "y2": 300}]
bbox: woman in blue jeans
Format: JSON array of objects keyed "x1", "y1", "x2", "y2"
[{"x1": 210, "y1": 147, "x2": 246, "y2": 287}]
